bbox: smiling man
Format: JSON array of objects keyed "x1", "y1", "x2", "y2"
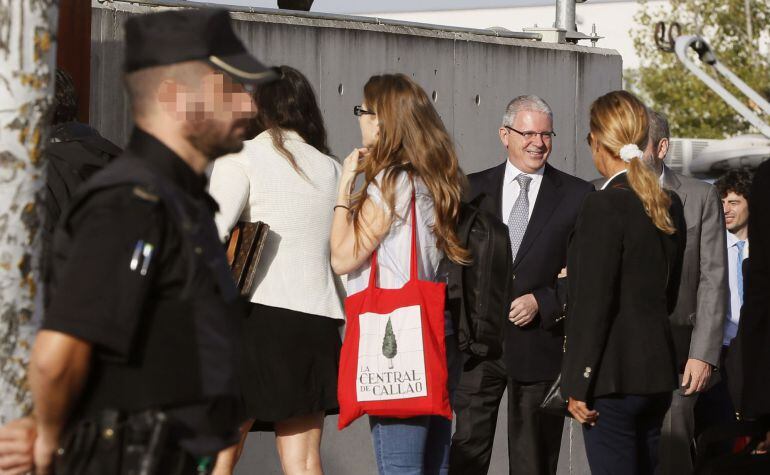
[{"x1": 450, "y1": 95, "x2": 593, "y2": 475}]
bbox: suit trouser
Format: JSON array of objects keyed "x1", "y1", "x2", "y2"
[
  {"x1": 449, "y1": 357, "x2": 563, "y2": 475},
  {"x1": 584, "y1": 393, "x2": 672, "y2": 475},
  {"x1": 659, "y1": 375, "x2": 699, "y2": 475},
  {"x1": 694, "y1": 347, "x2": 736, "y2": 457}
]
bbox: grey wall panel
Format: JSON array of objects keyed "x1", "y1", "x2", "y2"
[
  {"x1": 87, "y1": 2, "x2": 622, "y2": 474},
  {"x1": 316, "y1": 29, "x2": 458, "y2": 158},
  {"x1": 572, "y1": 51, "x2": 624, "y2": 182}
]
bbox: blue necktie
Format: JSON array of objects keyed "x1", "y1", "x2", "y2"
[{"x1": 736, "y1": 240, "x2": 746, "y2": 305}]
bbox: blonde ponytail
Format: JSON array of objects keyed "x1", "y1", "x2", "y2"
[
  {"x1": 589, "y1": 90, "x2": 676, "y2": 235},
  {"x1": 626, "y1": 158, "x2": 676, "y2": 234}
]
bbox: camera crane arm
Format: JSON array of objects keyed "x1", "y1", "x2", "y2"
[{"x1": 673, "y1": 34, "x2": 770, "y2": 138}]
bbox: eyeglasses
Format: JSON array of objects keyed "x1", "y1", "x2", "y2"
[
  {"x1": 353, "y1": 105, "x2": 375, "y2": 117},
  {"x1": 504, "y1": 126, "x2": 555, "y2": 142}
]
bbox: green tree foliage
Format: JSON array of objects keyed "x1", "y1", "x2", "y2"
[
  {"x1": 629, "y1": 0, "x2": 770, "y2": 138},
  {"x1": 382, "y1": 317, "x2": 398, "y2": 369}
]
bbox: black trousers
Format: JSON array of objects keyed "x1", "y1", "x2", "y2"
[
  {"x1": 583, "y1": 392, "x2": 672, "y2": 475},
  {"x1": 694, "y1": 346, "x2": 737, "y2": 457},
  {"x1": 449, "y1": 357, "x2": 563, "y2": 475}
]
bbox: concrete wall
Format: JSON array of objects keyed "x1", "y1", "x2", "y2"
[
  {"x1": 89, "y1": 1, "x2": 622, "y2": 473},
  {"x1": 90, "y1": 0, "x2": 620, "y2": 179}
]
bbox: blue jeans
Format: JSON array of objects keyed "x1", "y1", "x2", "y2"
[{"x1": 369, "y1": 333, "x2": 461, "y2": 475}]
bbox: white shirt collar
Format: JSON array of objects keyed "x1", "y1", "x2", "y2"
[
  {"x1": 726, "y1": 230, "x2": 747, "y2": 248},
  {"x1": 600, "y1": 169, "x2": 628, "y2": 190},
  {"x1": 504, "y1": 159, "x2": 545, "y2": 184}
]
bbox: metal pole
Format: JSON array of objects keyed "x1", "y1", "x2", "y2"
[
  {"x1": 744, "y1": 0, "x2": 753, "y2": 41},
  {"x1": 555, "y1": 0, "x2": 576, "y2": 32}
]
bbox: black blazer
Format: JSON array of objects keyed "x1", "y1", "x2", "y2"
[
  {"x1": 562, "y1": 172, "x2": 686, "y2": 401},
  {"x1": 467, "y1": 162, "x2": 593, "y2": 382},
  {"x1": 727, "y1": 159, "x2": 770, "y2": 418}
]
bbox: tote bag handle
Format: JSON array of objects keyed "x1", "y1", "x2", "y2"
[{"x1": 367, "y1": 188, "x2": 419, "y2": 289}]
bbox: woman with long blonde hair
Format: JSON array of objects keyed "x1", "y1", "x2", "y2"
[
  {"x1": 330, "y1": 74, "x2": 467, "y2": 474},
  {"x1": 561, "y1": 90, "x2": 686, "y2": 474}
]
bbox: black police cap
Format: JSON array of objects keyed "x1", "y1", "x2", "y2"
[{"x1": 124, "y1": 8, "x2": 278, "y2": 85}]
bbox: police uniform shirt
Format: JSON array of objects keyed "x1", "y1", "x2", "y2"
[{"x1": 43, "y1": 128, "x2": 240, "y2": 455}]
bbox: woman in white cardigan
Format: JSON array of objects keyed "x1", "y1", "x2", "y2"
[{"x1": 208, "y1": 66, "x2": 344, "y2": 475}]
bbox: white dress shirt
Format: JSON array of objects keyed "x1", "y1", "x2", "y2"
[
  {"x1": 723, "y1": 231, "x2": 749, "y2": 345},
  {"x1": 501, "y1": 160, "x2": 545, "y2": 222},
  {"x1": 208, "y1": 129, "x2": 345, "y2": 321}
]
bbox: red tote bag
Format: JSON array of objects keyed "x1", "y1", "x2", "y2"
[{"x1": 337, "y1": 193, "x2": 451, "y2": 430}]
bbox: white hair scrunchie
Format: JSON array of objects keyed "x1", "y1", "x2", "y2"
[{"x1": 619, "y1": 144, "x2": 643, "y2": 162}]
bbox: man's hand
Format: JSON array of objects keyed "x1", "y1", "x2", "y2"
[
  {"x1": 681, "y1": 358, "x2": 712, "y2": 396},
  {"x1": 0, "y1": 417, "x2": 36, "y2": 475},
  {"x1": 568, "y1": 397, "x2": 598, "y2": 426},
  {"x1": 509, "y1": 294, "x2": 539, "y2": 326}
]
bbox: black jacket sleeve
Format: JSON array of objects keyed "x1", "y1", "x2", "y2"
[
  {"x1": 562, "y1": 193, "x2": 623, "y2": 401},
  {"x1": 43, "y1": 188, "x2": 165, "y2": 359}
]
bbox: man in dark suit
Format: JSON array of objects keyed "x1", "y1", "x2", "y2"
[
  {"x1": 727, "y1": 158, "x2": 770, "y2": 440},
  {"x1": 449, "y1": 95, "x2": 593, "y2": 475}
]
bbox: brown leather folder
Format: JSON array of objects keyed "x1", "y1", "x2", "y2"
[{"x1": 225, "y1": 221, "x2": 270, "y2": 296}]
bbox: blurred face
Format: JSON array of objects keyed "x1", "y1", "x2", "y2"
[
  {"x1": 359, "y1": 102, "x2": 379, "y2": 148},
  {"x1": 722, "y1": 191, "x2": 749, "y2": 235},
  {"x1": 161, "y1": 69, "x2": 257, "y2": 160},
  {"x1": 499, "y1": 110, "x2": 553, "y2": 173}
]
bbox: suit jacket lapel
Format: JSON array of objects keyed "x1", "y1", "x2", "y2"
[
  {"x1": 492, "y1": 162, "x2": 505, "y2": 219},
  {"x1": 513, "y1": 164, "x2": 564, "y2": 269},
  {"x1": 661, "y1": 164, "x2": 687, "y2": 207}
]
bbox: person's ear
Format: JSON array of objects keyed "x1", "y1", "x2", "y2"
[
  {"x1": 499, "y1": 127, "x2": 509, "y2": 149},
  {"x1": 157, "y1": 79, "x2": 185, "y2": 120},
  {"x1": 658, "y1": 138, "x2": 669, "y2": 160}
]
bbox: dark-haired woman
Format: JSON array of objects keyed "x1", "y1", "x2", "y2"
[
  {"x1": 562, "y1": 90, "x2": 686, "y2": 474},
  {"x1": 330, "y1": 74, "x2": 468, "y2": 474},
  {"x1": 209, "y1": 66, "x2": 344, "y2": 475}
]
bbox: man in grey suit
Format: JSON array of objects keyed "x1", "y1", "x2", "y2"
[{"x1": 644, "y1": 110, "x2": 728, "y2": 474}]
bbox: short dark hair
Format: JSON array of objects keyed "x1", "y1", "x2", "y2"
[
  {"x1": 123, "y1": 61, "x2": 210, "y2": 117},
  {"x1": 53, "y1": 69, "x2": 78, "y2": 124},
  {"x1": 715, "y1": 169, "x2": 753, "y2": 201},
  {"x1": 647, "y1": 109, "x2": 670, "y2": 149}
]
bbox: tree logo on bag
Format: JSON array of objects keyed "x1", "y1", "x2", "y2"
[
  {"x1": 382, "y1": 316, "x2": 398, "y2": 369},
  {"x1": 356, "y1": 306, "x2": 428, "y2": 402}
]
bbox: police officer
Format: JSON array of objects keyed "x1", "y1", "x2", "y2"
[{"x1": 28, "y1": 9, "x2": 277, "y2": 475}]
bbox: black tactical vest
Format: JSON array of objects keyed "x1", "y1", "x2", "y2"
[{"x1": 49, "y1": 156, "x2": 242, "y2": 423}]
